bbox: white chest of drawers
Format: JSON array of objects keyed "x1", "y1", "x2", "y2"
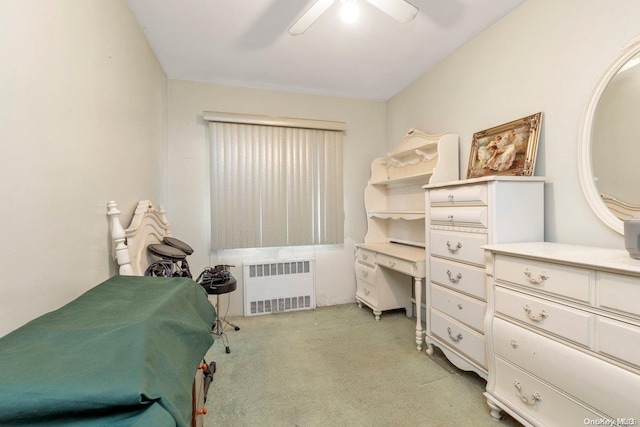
[
  {"x1": 484, "y1": 242, "x2": 640, "y2": 427},
  {"x1": 424, "y1": 177, "x2": 544, "y2": 379}
]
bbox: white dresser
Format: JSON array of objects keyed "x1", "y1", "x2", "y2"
[
  {"x1": 424, "y1": 176, "x2": 544, "y2": 379},
  {"x1": 356, "y1": 129, "x2": 458, "y2": 351},
  {"x1": 484, "y1": 242, "x2": 640, "y2": 427}
]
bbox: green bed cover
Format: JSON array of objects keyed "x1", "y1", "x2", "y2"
[{"x1": 0, "y1": 275, "x2": 215, "y2": 426}]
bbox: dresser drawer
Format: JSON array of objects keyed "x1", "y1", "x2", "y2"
[
  {"x1": 430, "y1": 207, "x2": 488, "y2": 228},
  {"x1": 492, "y1": 356, "x2": 603, "y2": 426},
  {"x1": 494, "y1": 255, "x2": 593, "y2": 303},
  {"x1": 429, "y1": 184, "x2": 487, "y2": 206},
  {"x1": 356, "y1": 248, "x2": 375, "y2": 266},
  {"x1": 356, "y1": 280, "x2": 378, "y2": 307},
  {"x1": 431, "y1": 309, "x2": 486, "y2": 367},
  {"x1": 495, "y1": 287, "x2": 592, "y2": 347},
  {"x1": 430, "y1": 257, "x2": 486, "y2": 300},
  {"x1": 355, "y1": 262, "x2": 375, "y2": 285},
  {"x1": 597, "y1": 271, "x2": 640, "y2": 318},
  {"x1": 430, "y1": 230, "x2": 487, "y2": 266},
  {"x1": 377, "y1": 253, "x2": 414, "y2": 276},
  {"x1": 430, "y1": 283, "x2": 486, "y2": 333},
  {"x1": 597, "y1": 317, "x2": 640, "y2": 369},
  {"x1": 493, "y1": 318, "x2": 640, "y2": 419}
]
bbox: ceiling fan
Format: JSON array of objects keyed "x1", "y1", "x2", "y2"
[{"x1": 288, "y1": 0, "x2": 418, "y2": 36}]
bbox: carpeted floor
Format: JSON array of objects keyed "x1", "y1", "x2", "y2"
[{"x1": 203, "y1": 303, "x2": 520, "y2": 426}]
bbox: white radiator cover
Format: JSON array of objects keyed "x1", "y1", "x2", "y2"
[{"x1": 243, "y1": 259, "x2": 316, "y2": 316}]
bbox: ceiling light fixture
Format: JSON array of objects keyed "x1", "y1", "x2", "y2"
[
  {"x1": 289, "y1": 0, "x2": 418, "y2": 36},
  {"x1": 340, "y1": 0, "x2": 360, "y2": 24}
]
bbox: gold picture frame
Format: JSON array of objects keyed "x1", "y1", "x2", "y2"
[{"x1": 467, "y1": 112, "x2": 543, "y2": 179}]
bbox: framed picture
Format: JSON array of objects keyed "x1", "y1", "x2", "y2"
[{"x1": 466, "y1": 112, "x2": 543, "y2": 179}]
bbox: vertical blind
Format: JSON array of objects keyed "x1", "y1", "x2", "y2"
[{"x1": 209, "y1": 121, "x2": 344, "y2": 250}]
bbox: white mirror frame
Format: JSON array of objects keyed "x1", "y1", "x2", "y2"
[{"x1": 578, "y1": 35, "x2": 640, "y2": 235}]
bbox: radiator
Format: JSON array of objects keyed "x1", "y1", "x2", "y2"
[{"x1": 243, "y1": 259, "x2": 315, "y2": 316}]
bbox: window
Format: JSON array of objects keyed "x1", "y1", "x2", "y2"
[{"x1": 205, "y1": 113, "x2": 345, "y2": 250}]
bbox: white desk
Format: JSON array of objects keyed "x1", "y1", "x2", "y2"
[
  {"x1": 356, "y1": 129, "x2": 459, "y2": 352},
  {"x1": 355, "y1": 242, "x2": 426, "y2": 350}
]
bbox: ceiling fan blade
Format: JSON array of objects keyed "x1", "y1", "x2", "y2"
[
  {"x1": 288, "y1": 0, "x2": 336, "y2": 36},
  {"x1": 365, "y1": 0, "x2": 418, "y2": 23}
]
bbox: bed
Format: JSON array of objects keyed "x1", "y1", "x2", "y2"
[
  {"x1": 107, "y1": 199, "x2": 174, "y2": 276},
  {"x1": 0, "y1": 200, "x2": 215, "y2": 427}
]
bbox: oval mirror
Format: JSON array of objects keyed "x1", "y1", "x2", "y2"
[{"x1": 578, "y1": 36, "x2": 640, "y2": 235}]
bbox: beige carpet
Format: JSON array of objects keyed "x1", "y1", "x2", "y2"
[{"x1": 203, "y1": 303, "x2": 520, "y2": 426}]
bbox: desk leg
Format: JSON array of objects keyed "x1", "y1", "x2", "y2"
[{"x1": 414, "y1": 277, "x2": 423, "y2": 351}]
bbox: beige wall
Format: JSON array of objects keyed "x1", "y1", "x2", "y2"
[
  {"x1": 0, "y1": 1, "x2": 168, "y2": 337},
  {"x1": 167, "y1": 80, "x2": 386, "y2": 315},
  {"x1": 386, "y1": 0, "x2": 640, "y2": 249},
  {"x1": 158, "y1": 0, "x2": 640, "y2": 317},
  {"x1": 4, "y1": 0, "x2": 637, "y2": 333}
]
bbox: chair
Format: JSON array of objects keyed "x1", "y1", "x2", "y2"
[{"x1": 196, "y1": 266, "x2": 240, "y2": 353}]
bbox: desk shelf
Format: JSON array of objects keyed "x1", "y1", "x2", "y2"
[
  {"x1": 368, "y1": 211, "x2": 425, "y2": 220},
  {"x1": 355, "y1": 129, "x2": 458, "y2": 350},
  {"x1": 370, "y1": 172, "x2": 434, "y2": 186}
]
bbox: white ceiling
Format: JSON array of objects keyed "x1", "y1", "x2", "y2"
[{"x1": 127, "y1": 0, "x2": 526, "y2": 100}]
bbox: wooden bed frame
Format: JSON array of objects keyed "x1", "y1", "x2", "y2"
[
  {"x1": 106, "y1": 199, "x2": 210, "y2": 427},
  {"x1": 107, "y1": 200, "x2": 173, "y2": 276}
]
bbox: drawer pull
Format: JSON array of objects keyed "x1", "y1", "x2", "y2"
[
  {"x1": 514, "y1": 380, "x2": 542, "y2": 406},
  {"x1": 447, "y1": 327, "x2": 463, "y2": 342},
  {"x1": 389, "y1": 261, "x2": 396, "y2": 268},
  {"x1": 446, "y1": 270, "x2": 463, "y2": 283},
  {"x1": 523, "y1": 304, "x2": 548, "y2": 322},
  {"x1": 447, "y1": 214, "x2": 454, "y2": 221},
  {"x1": 523, "y1": 268, "x2": 549, "y2": 284},
  {"x1": 362, "y1": 254, "x2": 368, "y2": 260},
  {"x1": 448, "y1": 194, "x2": 454, "y2": 202},
  {"x1": 457, "y1": 304, "x2": 463, "y2": 310},
  {"x1": 363, "y1": 289, "x2": 370, "y2": 296},
  {"x1": 510, "y1": 340, "x2": 518, "y2": 348},
  {"x1": 446, "y1": 241, "x2": 462, "y2": 254},
  {"x1": 362, "y1": 271, "x2": 368, "y2": 278}
]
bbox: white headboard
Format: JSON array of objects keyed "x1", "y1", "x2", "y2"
[{"x1": 107, "y1": 200, "x2": 172, "y2": 276}]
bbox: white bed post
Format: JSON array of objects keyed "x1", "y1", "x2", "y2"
[
  {"x1": 158, "y1": 204, "x2": 172, "y2": 237},
  {"x1": 107, "y1": 201, "x2": 134, "y2": 275}
]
